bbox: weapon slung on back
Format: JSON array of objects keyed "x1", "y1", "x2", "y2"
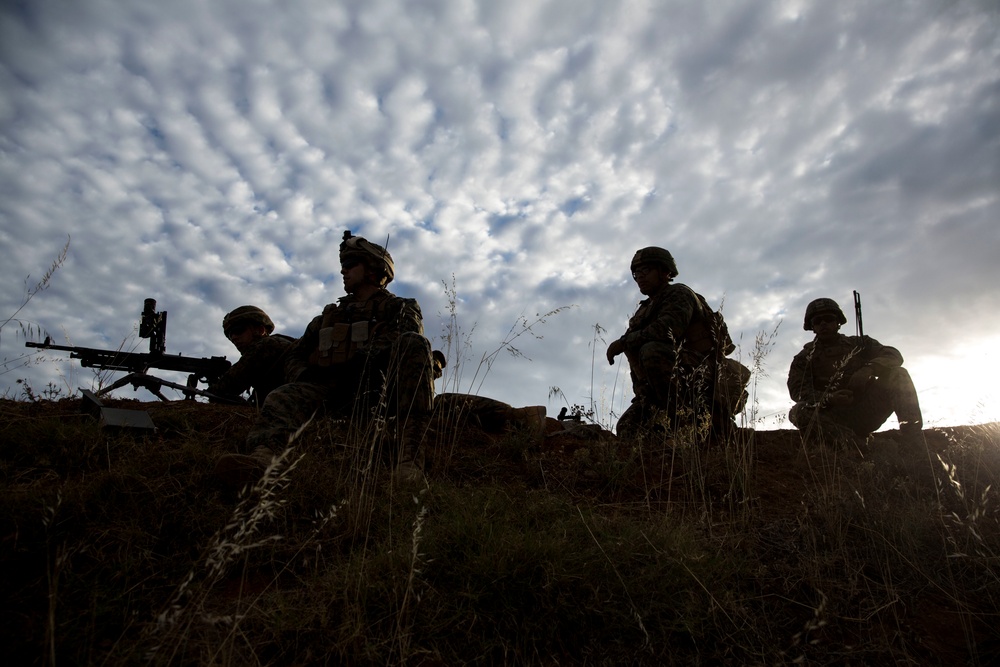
[
  {"x1": 853, "y1": 290, "x2": 869, "y2": 354},
  {"x1": 853, "y1": 290, "x2": 864, "y2": 338}
]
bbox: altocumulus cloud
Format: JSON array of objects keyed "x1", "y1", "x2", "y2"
[{"x1": 1, "y1": 0, "x2": 998, "y2": 428}]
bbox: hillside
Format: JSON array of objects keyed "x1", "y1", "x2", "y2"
[{"x1": 1, "y1": 396, "x2": 998, "y2": 665}]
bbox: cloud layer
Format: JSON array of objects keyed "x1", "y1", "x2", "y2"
[{"x1": 2, "y1": 0, "x2": 998, "y2": 428}]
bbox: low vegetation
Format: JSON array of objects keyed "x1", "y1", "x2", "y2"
[{"x1": 1, "y1": 393, "x2": 998, "y2": 665}]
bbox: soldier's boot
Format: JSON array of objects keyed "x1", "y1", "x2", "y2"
[
  {"x1": 614, "y1": 401, "x2": 645, "y2": 441},
  {"x1": 799, "y1": 415, "x2": 868, "y2": 458},
  {"x1": 835, "y1": 430, "x2": 871, "y2": 459},
  {"x1": 393, "y1": 416, "x2": 429, "y2": 485},
  {"x1": 617, "y1": 398, "x2": 672, "y2": 442},
  {"x1": 709, "y1": 399, "x2": 739, "y2": 444},
  {"x1": 889, "y1": 365, "x2": 924, "y2": 451},
  {"x1": 507, "y1": 406, "x2": 547, "y2": 443},
  {"x1": 898, "y1": 422, "x2": 927, "y2": 457}
]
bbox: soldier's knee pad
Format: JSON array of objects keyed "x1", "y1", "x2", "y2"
[
  {"x1": 788, "y1": 402, "x2": 812, "y2": 428},
  {"x1": 399, "y1": 331, "x2": 430, "y2": 347}
]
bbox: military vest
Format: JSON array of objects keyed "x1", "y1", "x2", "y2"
[{"x1": 309, "y1": 295, "x2": 396, "y2": 367}]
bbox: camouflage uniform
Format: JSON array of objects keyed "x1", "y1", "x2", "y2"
[
  {"x1": 210, "y1": 334, "x2": 295, "y2": 406},
  {"x1": 609, "y1": 247, "x2": 751, "y2": 441},
  {"x1": 616, "y1": 281, "x2": 731, "y2": 437},
  {"x1": 787, "y1": 333, "x2": 923, "y2": 444},
  {"x1": 246, "y1": 289, "x2": 434, "y2": 457}
]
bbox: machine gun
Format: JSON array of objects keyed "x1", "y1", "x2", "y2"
[{"x1": 26, "y1": 298, "x2": 236, "y2": 402}]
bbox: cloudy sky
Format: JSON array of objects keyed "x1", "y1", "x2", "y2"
[{"x1": 2, "y1": 0, "x2": 998, "y2": 431}]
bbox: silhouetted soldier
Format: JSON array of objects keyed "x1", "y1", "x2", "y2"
[
  {"x1": 246, "y1": 233, "x2": 435, "y2": 480},
  {"x1": 210, "y1": 306, "x2": 295, "y2": 406},
  {"x1": 607, "y1": 247, "x2": 749, "y2": 440},
  {"x1": 787, "y1": 298, "x2": 925, "y2": 452}
]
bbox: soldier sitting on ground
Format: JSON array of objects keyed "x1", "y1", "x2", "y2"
[
  {"x1": 787, "y1": 298, "x2": 925, "y2": 452},
  {"x1": 244, "y1": 232, "x2": 435, "y2": 480},
  {"x1": 606, "y1": 247, "x2": 750, "y2": 441},
  {"x1": 209, "y1": 306, "x2": 296, "y2": 407}
]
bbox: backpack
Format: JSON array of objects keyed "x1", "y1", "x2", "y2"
[
  {"x1": 683, "y1": 290, "x2": 736, "y2": 357},
  {"x1": 685, "y1": 291, "x2": 749, "y2": 415}
]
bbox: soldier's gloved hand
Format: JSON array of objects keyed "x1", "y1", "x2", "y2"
[
  {"x1": 867, "y1": 360, "x2": 892, "y2": 376},
  {"x1": 606, "y1": 339, "x2": 625, "y2": 365},
  {"x1": 847, "y1": 366, "x2": 874, "y2": 394},
  {"x1": 825, "y1": 389, "x2": 854, "y2": 407}
]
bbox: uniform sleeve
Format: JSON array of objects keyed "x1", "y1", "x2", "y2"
[
  {"x1": 210, "y1": 355, "x2": 255, "y2": 399},
  {"x1": 366, "y1": 297, "x2": 425, "y2": 357},
  {"x1": 787, "y1": 346, "x2": 818, "y2": 404},
  {"x1": 861, "y1": 336, "x2": 904, "y2": 372},
  {"x1": 621, "y1": 286, "x2": 698, "y2": 350},
  {"x1": 210, "y1": 336, "x2": 287, "y2": 399},
  {"x1": 396, "y1": 298, "x2": 425, "y2": 335},
  {"x1": 284, "y1": 312, "x2": 324, "y2": 382}
]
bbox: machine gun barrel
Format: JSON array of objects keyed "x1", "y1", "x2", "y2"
[
  {"x1": 24, "y1": 298, "x2": 232, "y2": 401},
  {"x1": 25, "y1": 341, "x2": 230, "y2": 381}
]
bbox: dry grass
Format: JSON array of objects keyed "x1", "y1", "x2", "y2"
[{"x1": 1, "y1": 394, "x2": 998, "y2": 665}]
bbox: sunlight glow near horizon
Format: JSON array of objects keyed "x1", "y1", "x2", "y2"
[{"x1": 907, "y1": 337, "x2": 1000, "y2": 429}]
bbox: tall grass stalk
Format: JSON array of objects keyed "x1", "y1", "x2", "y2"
[
  {"x1": 393, "y1": 500, "x2": 429, "y2": 664},
  {"x1": 146, "y1": 444, "x2": 304, "y2": 663},
  {"x1": 431, "y1": 276, "x2": 572, "y2": 467},
  {"x1": 2, "y1": 236, "x2": 70, "y2": 381}
]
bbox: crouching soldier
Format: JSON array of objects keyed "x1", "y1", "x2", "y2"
[
  {"x1": 606, "y1": 247, "x2": 750, "y2": 441},
  {"x1": 787, "y1": 298, "x2": 925, "y2": 452},
  {"x1": 209, "y1": 306, "x2": 295, "y2": 406},
  {"x1": 245, "y1": 232, "x2": 435, "y2": 480}
]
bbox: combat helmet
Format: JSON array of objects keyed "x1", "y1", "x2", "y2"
[
  {"x1": 630, "y1": 247, "x2": 678, "y2": 278},
  {"x1": 223, "y1": 306, "x2": 275, "y2": 336},
  {"x1": 803, "y1": 298, "x2": 847, "y2": 331},
  {"x1": 341, "y1": 231, "x2": 395, "y2": 285}
]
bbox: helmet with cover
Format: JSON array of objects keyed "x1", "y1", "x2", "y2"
[
  {"x1": 630, "y1": 247, "x2": 678, "y2": 278},
  {"x1": 340, "y1": 231, "x2": 395, "y2": 286},
  {"x1": 223, "y1": 306, "x2": 275, "y2": 336},
  {"x1": 431, "y1": 349, "x2": 447, "y2": 379},
  {"x1": 803, "y1": 298, "x2": 847, "y2": 331}
]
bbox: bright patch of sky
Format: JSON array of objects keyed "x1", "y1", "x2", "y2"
[{"x1": 2, "y1": 0, "x2": 998, "y2": 429}]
